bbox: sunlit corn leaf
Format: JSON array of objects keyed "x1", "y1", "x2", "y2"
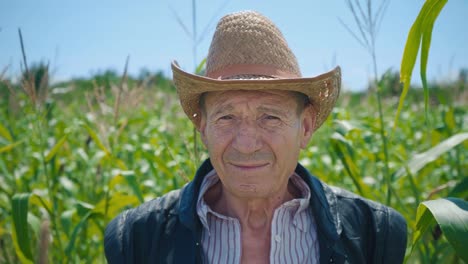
[
  {"x1": 84, "y1": 125, "x2": 111, "y2": 156},
  {"x1": 419, "y1": 0, "x2": 447, "y2": 120},
  {"x1": 330, "y1": 132, "x2": 374, "y2": 198},
  {"x1": 0, "y1": 140, "x2": 24, "y2": 153},
  {"x1": 0, "y1": 123, "x2": 13, "y2": 142},
  {"x1": 143, "y1": 151, "x2": 173, "y2": 177},
  {"x1": 76, "y1": 201, "x2": 94, "y2": 217},
  {"x1": 333, "y1": 119, "x2": 363, "y2": 135},
  {"x1": 396, "y1": 0, "x2": 448, "y2": 129},
  {"x1": 0, "y1": 225, "x2": 7, "y2": 236},
  {"x1": 394, "y1": 133, "x2": 468, "y2": 179},
  {"x1": 195, "y1": 58, "x2": 206, "y2": 75},
  {"x1": 443, "y1": 107, "x2": 456, "y2": 133},
  {"x1": 109, "y1": 174, "x2": 126, "y2": 190},
  {"x1": 114, "y1": 170, "x2": 143, "y2": 203},
  {"x1": 59, "y1": 176, "x2": 76, "y2": 192},
  {"x1": 30, "y1": 192, "x2": 52, "y2": 214},
  {"x1": 93, "y1": 192, "x2": 139, "y2": 217},
  {"x1": 114, "y1": 158, "x2": 128, "y2": 170},
  {"x1": 45, "y1": 135, "x2": 67, "y2": 162},
  {"x1": 76, "y1": 147, "x2": 89, "y2": 161},
  {"x1": 11, "y1": 193, "x2": 34, "y2": 263},
  {"x1": 11, "y1": 228, "x2": 33, "y2": 264},
  {"x1": 410, "y1": 198, "x2": 468, "y2": 262}
]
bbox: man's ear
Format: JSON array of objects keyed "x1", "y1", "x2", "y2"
[
  {"x1": 300, "y1": 105, "x2": 317, "y2": 149},
  {"x1": 198, "y1": 115, "x2": 208, "y2": 147}
]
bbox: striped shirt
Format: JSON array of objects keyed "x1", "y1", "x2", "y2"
[{"x1": 196, "y1": 170, "x2": 319, "y2": 264}]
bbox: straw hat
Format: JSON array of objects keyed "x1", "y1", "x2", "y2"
[{"x1": 172, "y1": 10, "x2": 341, "y2": 131}]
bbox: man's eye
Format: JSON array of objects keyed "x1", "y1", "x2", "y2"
[
  {"x1": 219, "y1": 115, "x2": 233, "y2": 120},
  {"x1": 265, "y1": 115, "x2": 280, "y2": 120}
]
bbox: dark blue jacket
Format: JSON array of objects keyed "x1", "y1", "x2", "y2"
[{"x1": 104, "y1": 159, "x2": 407, "y2": 263}]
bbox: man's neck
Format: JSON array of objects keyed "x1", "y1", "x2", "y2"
[
  {"x1": 204, "y1": 180, "x2": 297, "y2": 229},
  {"x1": 202, "y1": 178, "x2": 302, "y2": 264}
]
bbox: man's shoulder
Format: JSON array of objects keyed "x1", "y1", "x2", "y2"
[
  {"x1": 106, "y1": 188, "x2": 182, "y2": 231},
  {"x1": 104, "y1": 189, "x2": 183, "y2": 262},
  {"x1": 325, "y1": 184, "x2": 404, "y2": 221},
  {"x1": 325, "y1": 183, "x2": 407, "y2": 263},
  {"x1": 326, "y1": 184, "x2": 386, "y2": 210},
  {"x1": 132, "y1": 188, "x2": 182, "y2": 215},
  {"x1": 322, "y1": 183, "x2": 407, "y2": 262}
]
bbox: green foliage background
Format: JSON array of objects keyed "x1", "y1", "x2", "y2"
[{"x1": 0, "y1": 65, "x2": 466, "y2": 263}]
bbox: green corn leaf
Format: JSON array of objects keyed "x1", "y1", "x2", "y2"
[
  {"x1": 396, "y1": 0, "x2": 448, "y2": 129},
  {"x1": 45, "y1": 135, "x2": 67, "y2": 162},
  {"x1": 443, "y1": 107, "x2": 456, "y2": 133},
  {"x1": 330, "y1": 132, "x2": 373, "y2": 198},
  {"x1": 123, "y1": 173, "x2": 144, "y2": 203},
  {"x1": 0, "y1": 123, "x2": 13, "y2": 142},
  {"x1": 448, "y1": 178, "x2": 468, "y2": 199},
  {"x1": 398, "y1": 4, "x2": 427, "y2": 117},
  {"x1": 410, "y1": 198, "x2": 468, "y2": 262},
  {"x1": 84, "y1": 125, "x2": 111, "y2": 156},
  {"x1": 11, "y1": 193, "x2": 34, "y2": 263},
  {"x1": 61, "y1": 210, "x2": 75, "y2": 238},
  {"x1": 333, "y1": 120, "x2": 363, "y2": 135},
  {"x1": 114, "y1": 158, "x2": 128, "y2": 170},
  {"x1": 93, "y1": 192, "x2": 139, "y2": 217},
  {"x1": 195, "y1": 58, "x2": 207, "y2": 75},
  {"x1": 144, "y1": 151, "x2": 173, "y2": 177},
  {"x1": 420, "y1": 0, "x2": 448, "y2": 122},
  {"x1": 65, "y1": 211, "x2": 93, "y2": 257},
  {"x1": 395, "y1": 133, "x2": 468, "y2": 179},
  {"x1": 11, "y1": 229, "x2": 33, "y2": 264},
  {"x1": 109, "y1": 174, "x2": 126, "y2": 190},
  {"x1": 10, "y1": 193, "x2": 50, "y2": 263},
  {"x1": 0, "y1": 140, "x2": 23, "y2": 153},
  {"x1": 0, "y1": 225, "x2": 7, "y2": 236},
  {"x1": 115, "y1": 170, "x2": 144, "y2": 203}
]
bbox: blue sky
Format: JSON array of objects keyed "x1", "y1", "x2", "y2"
[{"x1": 1, "y1": 0, "x2": 467, "y2": 91}]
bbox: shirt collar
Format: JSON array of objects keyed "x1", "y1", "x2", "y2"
[{"x1": 196, "y1": 169, "x2": 221, "y2": 231}]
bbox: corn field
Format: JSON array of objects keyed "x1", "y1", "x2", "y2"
[{"x1": 0, "y1": 65, "x2": 466, "y2": 263}]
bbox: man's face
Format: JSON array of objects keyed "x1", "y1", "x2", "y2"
[{"x1": 199, "y1": 90, "x2": 316, "y2": 199}]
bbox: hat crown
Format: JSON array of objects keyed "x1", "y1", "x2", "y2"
[{"x1": 206, "y1": 11, "x2": 301, "y2": 78}]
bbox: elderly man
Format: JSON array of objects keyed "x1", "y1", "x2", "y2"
[{"x1": 104, "y1": 11, "x2": 407, "y2": 263}]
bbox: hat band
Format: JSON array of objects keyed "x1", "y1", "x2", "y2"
[{"x1": 206, "y1": 64, "x2": 300, "y2": 79}]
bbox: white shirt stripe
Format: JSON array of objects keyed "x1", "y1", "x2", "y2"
[{"x1": 196, "y1": 170, "x2": 319, "y2": 264}]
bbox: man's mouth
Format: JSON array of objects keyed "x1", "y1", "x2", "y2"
[{"x1": 229, "y1": 162, "x2": 269, "y2": 170}]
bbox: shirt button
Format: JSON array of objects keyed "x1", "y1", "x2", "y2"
[{"x1": 275, "y1": 235, "x2": 281, "y2": 242}]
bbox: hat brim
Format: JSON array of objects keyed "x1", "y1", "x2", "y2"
[{"x1": 171, "y1": 61, "x2": 341, "y2": 131}]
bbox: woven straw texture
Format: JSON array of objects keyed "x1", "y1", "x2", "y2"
[
  {"x1": 206, "y1": 11, "x2": 301, "y2": 77},
  {"x1": 172, "y1": 10, "x2": 341, "y2": 131}
]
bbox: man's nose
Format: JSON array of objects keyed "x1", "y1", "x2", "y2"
[{"x1": 231, "y1": 119, "x2": 262, "y2": 154}]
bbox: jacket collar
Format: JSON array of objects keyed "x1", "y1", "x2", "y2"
[
  {"x1": 294, "y1": 163, "x2": 343, "y2": 238},
  {"x1": 178, "y1": 159, "x2": 346, "y2": 263},
  {"x1": 177, "y1": 159, "x2": 213, "y2": 231},
  {"x1": 294, "y1": 163, "x2": 346, "y2": 263}
]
